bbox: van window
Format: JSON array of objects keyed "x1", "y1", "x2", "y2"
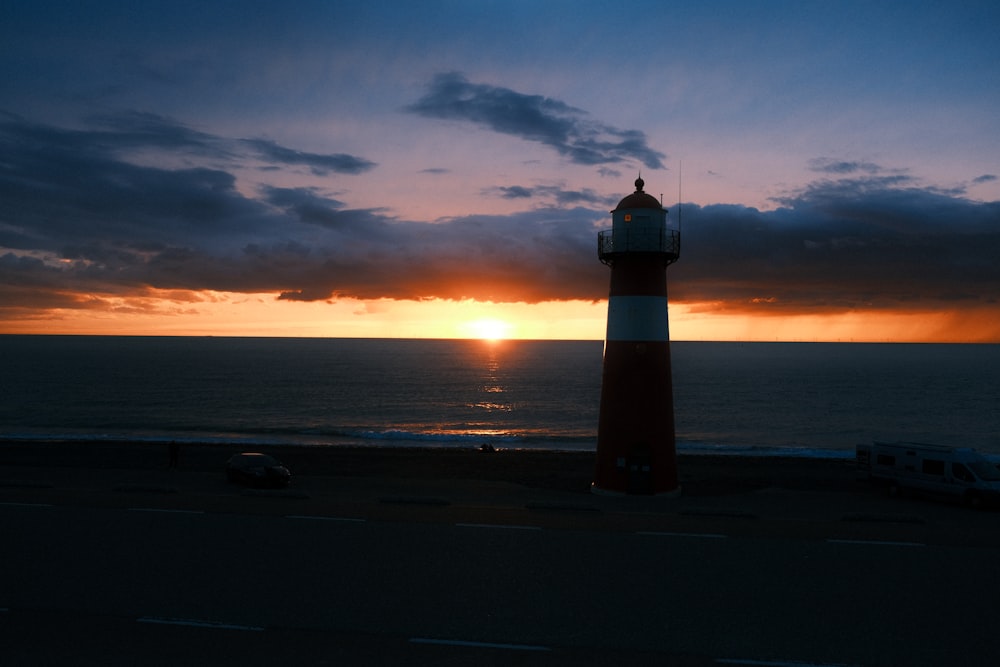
[
  {"x1": 969, "y1": 461, "x2": 1000, "y2": 482},
  {"x1": 922, "y1": 459, "x2": 945, "y2": 475},
  {"x1": 876, "y1": 454, "x2": 895, "y2": 466},
  {"x1": 952, "y1": 463, "x2": 975, "y2": 482}
]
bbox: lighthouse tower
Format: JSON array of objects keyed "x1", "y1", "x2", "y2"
[{"x1": 594, "y1": 177, "x2": 681, "y2": 495}]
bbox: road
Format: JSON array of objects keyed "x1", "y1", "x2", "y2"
[{"x1": 3, "y1": 494, "x2": 998, "y2": 666}]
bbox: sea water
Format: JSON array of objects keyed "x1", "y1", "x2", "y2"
[{"x1": 1, "y1": 336, "x2": 998, "y2": 459}]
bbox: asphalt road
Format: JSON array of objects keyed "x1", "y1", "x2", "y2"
[{"x1": 3, "y1": 495, "x2": 999, "y2": 666}]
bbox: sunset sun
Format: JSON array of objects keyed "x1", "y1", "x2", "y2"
[{"x1": 466, "y1": 318, "x2": 513, "y2": 341}]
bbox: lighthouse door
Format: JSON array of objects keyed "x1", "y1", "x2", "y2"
[{"x1": 627, "y1": 451, "x2": 653, "y2": 495}]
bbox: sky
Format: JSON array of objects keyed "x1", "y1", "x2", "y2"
[{"x1": 1, "y1": 0, "x2": 999, "y2": 342}]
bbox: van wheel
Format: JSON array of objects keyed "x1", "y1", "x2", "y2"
[{"x1": 964, "y1": 491, "x2": 982, "y2": 509}]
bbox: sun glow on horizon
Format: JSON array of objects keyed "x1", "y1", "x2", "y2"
[
  {"x1": 463, "y1": 317, "x2": 514, "y2": 341},
  {"x1": 1, "y1": 289, "x2": 997, "y2": 343}
]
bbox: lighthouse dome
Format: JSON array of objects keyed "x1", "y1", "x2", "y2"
[{"x1": 613, "y1": 176, "x2": 662, "y2": 211}]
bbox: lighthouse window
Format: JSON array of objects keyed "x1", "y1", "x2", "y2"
[{"x1": 624, "y1": 214, "x2": 632, "y2": 222}]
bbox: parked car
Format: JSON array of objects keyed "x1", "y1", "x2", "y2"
[{"x1": 225, "y1": 452, "x2": 291, "y2": 488}]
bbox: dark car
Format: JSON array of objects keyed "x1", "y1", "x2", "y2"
[{"x1": 225, "y1": 452, "x2": 291, "y2": 488}]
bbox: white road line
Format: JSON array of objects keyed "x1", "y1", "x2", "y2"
[
  {"x1": 286, "y1": 515, "x2": 366, "y2": 523},
  {"x1": 127, "y1": 508, "x2": 205, "y2": 515},
  {"x1": 826, "y1": 538, "x2": 925, "y2": 548},
  {"x1": 717, "y1": 658, "x2": 857, "y2": 666},
  {"x1": 638, "y1": 531, "x2": 728, "y2": 539},
  {"x1": 455, "y1": 523, "x2": 542, "y2": 531},
  {"x1": 137, "y1": 617, "x2": 264, "y2": 631},
  {"x1": 409, "y1": 637, "x2": 550, "y2": 652},
  {"x1": 0, "y1": 502, "x2": 53, "y2": 508}
]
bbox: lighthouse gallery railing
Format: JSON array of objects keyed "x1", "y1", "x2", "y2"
[{"x1": 598, "y1": 228, "x2": 680, "y2": 265}]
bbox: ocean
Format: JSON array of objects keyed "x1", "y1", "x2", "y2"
[{"x1": 1, "y1": 336, "x2": 998, "y2": 460}]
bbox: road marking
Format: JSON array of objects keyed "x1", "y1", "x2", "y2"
[
  {"x1": 455, "y1": 523, "x2": 541, "y2": 531},
  {"x1": 717, "y1": 658, "x2": 857, "y2": 666},
  {"x1": 380, "y1": 496, "x2": 451, "y2": 506},
  {"x1": 525, "y1": 501, "x2": 598, "y2": 512},
  {"x1": 286, "y1": 515, "x2": 366, "y2": 523},
  {"x1": 0, "y1": 501, "x2": 53, "y2": 508},
  {"x1": 0, "y1": 480, "x2": 53, "y2": 489},
  {"x1": 638, "y1": 531, "x2": 728, "y2": 539},
  {"x1": 137, "y1": 617, "x2": 264, "y2": 631},
  {"x1": 114, "y1": 484, "x2": 177, "y2": 494},
  {"x1": 826, "y1": 538, "x2": 925, "y2": 548},
  {"x1": 409, "y1": 637, "x2": 550, "y2": 652},
  {"x1": 681, "y1": 508, "x2": 756, "y2": 519},
  {"x1": 841, "y1": 512, "x2": 923, "y2": 524},
  {"x1": 127, "y1": 508, "x2": 205, "y2": 515}
]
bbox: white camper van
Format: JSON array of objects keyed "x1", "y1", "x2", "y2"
[{"x1": 856, "y1": 441, "x2": 1000, "y2": 507}]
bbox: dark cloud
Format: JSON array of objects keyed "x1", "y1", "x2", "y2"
[
  {"x1": 76, "y1": 111, "x2": 375, "y2": 177},
  {"x1": 0, "y1": 113, "x2": 607, "y2": 307},
  {"x1": 973, "y1": 174, "x2": 997, "y2": 184},
  {"x1": 538, "y1": 186, "x2": 616, "y2": 208},
  {"x1": 86, "y1": 110, "x2": 225, "y2": 154},
  {"x1": 486, "y1": 184, "x2": 614, "y2": 208},
  {"x1": 260, "y1": 186, "x2": 392, "y2": 235},
  {"x1": 405, "y1": 72, "x2": 665, "y2": 169},
  {"x1": 496, "y1": 186, "x2": 533, "y2": 199},
  {"x1": 808, "y1": 157, "x2": 884, "y2": 175},
  {"x1": 242, "y1": 138, "x2": 376, "y2": 175},
  {"x1": 670, "y1": 179, "x2": 1000, "y2": 314},
  {"x1": 1, "y1": 113, "x2": 998, "y2": 328},
  {"x1": 0, "y1": 114, "x2": 261, "y2": 260}
]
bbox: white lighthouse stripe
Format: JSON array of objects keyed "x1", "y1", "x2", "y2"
[{"x1": 605, "y1": 295, "x2": 670, "y2": 341}]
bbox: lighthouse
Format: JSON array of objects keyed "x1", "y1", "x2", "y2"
[{"x1": 593, "y1": 177, "x2": 681, "y2": 495}]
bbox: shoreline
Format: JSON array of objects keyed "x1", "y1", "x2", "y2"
[
  {"x1": 0, "y1": 433, "x2": 858, "y2": 459},
  {"x1": 5, "y1": 436, "x2": 995, "y2": 547},
  {"x1": 1, "y1": 437, "x2": 859, "y2": 496}
]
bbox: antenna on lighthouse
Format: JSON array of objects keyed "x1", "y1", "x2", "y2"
[{"x1": 677, "y1": 160, "x2": 683, "y2": 234}]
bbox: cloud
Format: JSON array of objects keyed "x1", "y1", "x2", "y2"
[
  {"x1": 86, "y1": 110, "x2": 225, "y2": 154},
  {"x1": 670, "y1": 176, "x2": 1000, "y2": 314},
  {"x1": 0, "y1": 113, "x2": 609, "y2": 307},
  {"x1": 973, "y1": 174, "x2": 997, "y2": 184},
  {"x1": 405, "y1": 72, "x2": 665, "y2": 169},
  {"x1": 496, "y1": 185, "x2": 533, "y2": 199},
  {"x1": 1, "y1": 114, "x2": 998, "y2": 326},
  {"x1": 484, "y1": 184, "x2": 615, "y2": 207},
  {"x1": 242, "y1": 138, "x2": 376, "y2": 175},
  {"x1": 808, "y1": 157, "x2": 884, "y2": 175},
  {"x1": 73, "y1": 111, "x2": 376, "y2": 177}
]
